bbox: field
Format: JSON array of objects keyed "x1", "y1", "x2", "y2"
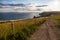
[
  {"x1": 51, "y1": 15, "x2": 60, "y2": 28},
  {"x1": 0, "y1": 12, "x2": 60, "y2": 40},
  {"x1": 0, "y1": 17, "x2": 46, "y2": 40}
]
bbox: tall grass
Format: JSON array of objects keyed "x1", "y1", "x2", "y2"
[
  {"x1": 0, "y1": 18, "x2": 46, "y2": 40},
  {"x1": 51, "y1": 15, "x2": 60, "y2": 29}
]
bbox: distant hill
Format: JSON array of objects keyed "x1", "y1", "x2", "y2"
[{"x1": 40, "y1": 11, "x2": 60, "y2": 17}]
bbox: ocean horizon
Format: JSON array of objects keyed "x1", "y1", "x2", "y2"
[{"x1": 0, "y1": 12, "x2": 40, "y2": 20}]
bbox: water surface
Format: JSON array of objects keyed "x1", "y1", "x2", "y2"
[{"x1": 0, "y1": 12, "x2": 40, "y2": 20}]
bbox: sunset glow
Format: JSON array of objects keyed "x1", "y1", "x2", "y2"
[{"x1": 46, "y1": 0, "x2": 60, "y2": 11}]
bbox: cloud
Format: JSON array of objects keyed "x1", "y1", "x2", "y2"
[{"x1": 42, "y1": 0, "x2": 60, "y2": 11}]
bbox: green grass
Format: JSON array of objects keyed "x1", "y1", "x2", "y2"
[
  {"x1": 51, "y1": 15, "x2": 60, "y2": 28},
  {"x1": 0, "y1": 12, "x2": 60, "y2": 40},
  {"x1": 0, "y1": 17, "x2": 46, "y2": 40}
]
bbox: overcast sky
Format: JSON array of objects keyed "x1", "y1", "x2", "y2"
[{"x1": 0, "y1": 0, "x2": 60, "y2": 11}]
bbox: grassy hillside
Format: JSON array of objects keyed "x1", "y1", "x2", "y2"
[
  {"x1": 0, "y1": 11, "x2": 60, "y2": 40},
  {"x1": 51, "y1": 15, "x2": 60, "y2": 28},
  {"x1": 0, "y1": 17, "x2": 46, "y2": 40}
]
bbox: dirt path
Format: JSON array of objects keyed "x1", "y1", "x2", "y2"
[{"x1": 28, "y1": 19, "x2": 60, "y2": 40}]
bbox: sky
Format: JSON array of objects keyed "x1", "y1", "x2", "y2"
[
  {"x1": 42, "y1": 0, "x2": 60, "y2": 11},
  {"x1": 0, "y1": 0, "x2": 60, "y2": 11},
  {"x1": 0, "y1": 0, "x2": 51, "y2": 4}
]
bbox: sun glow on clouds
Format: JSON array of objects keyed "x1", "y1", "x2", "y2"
[
  {"x1": 44, "y1": 0, "x2": 60, "y2": 11},
  {"x1": 1, "y1": 0, "x2": 60, "y2": 12},
  {"x1": 27, "y1": 3, "x2": 38, "y2": 10}
]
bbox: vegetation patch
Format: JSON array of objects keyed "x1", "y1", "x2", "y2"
[{"x1": 0, "y1": 17, "x2": 46, "y2": 40}]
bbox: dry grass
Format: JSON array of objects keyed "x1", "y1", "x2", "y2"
[
  {"x1": 0, "y1": 17, "x2": 46, "y2": 40},
  {"x1": 0, "y1": 11, "x2": 60, "y2": 40}
]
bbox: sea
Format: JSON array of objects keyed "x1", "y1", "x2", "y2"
[{"x1": 0, "y1": 12, "x2": 40, "y2": 20}]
